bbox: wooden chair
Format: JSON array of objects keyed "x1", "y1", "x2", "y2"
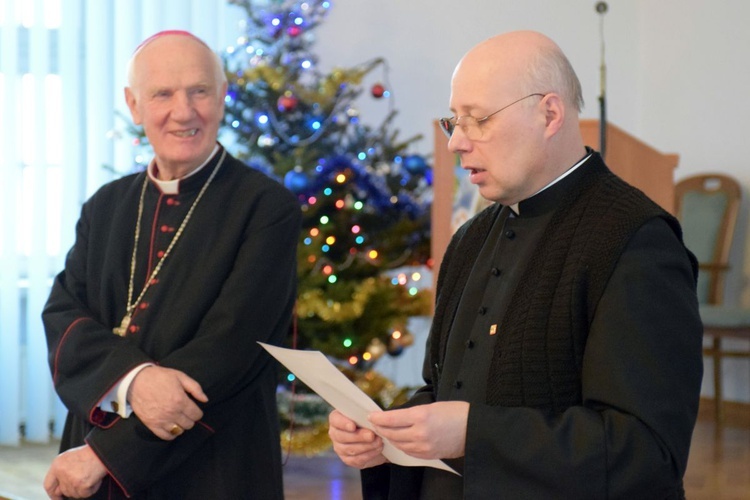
[{"x1": 674, "y1": 173, "x2": 746, "y2": 427}]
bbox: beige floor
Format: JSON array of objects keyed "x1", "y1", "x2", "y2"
[
  {"x1": 1, "y1": 417, "x2": 748, "y2": 500},
  {"x1": 0, "y1": 444, "x2": 361, "y2": 500},
  {"x1": 0, "y1": 441, "x2": 57, "y2": 500}
]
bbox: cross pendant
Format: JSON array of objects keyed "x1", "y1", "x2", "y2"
[{"x1": 113, "y1": 313, "x2": 131, "y2": 336}]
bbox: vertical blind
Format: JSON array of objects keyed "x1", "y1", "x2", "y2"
[{"x1": 0, "y1": 0, "x2": 241, "y2": 446}]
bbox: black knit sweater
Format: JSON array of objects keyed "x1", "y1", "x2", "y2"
[{"x1": 430, "y1": 153, "x2": 697, "y2": 413}]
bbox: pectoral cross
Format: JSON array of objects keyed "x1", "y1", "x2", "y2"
[{"x1": 113, "y1": 313, "x2": 131, "y2": 336}]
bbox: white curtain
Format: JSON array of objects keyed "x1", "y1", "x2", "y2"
[{"x1": 0, "y1": 0, "x2": 242, "y2": 446}]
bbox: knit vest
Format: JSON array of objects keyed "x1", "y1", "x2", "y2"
[{"x1": 430, "y1": 155, "x2": 696, "y2": 414}]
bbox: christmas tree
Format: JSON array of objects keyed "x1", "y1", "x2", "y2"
[{"x1": 222, "y1": 0, "x2": 433, "y2": 375}]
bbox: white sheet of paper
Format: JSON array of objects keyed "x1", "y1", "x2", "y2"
[{"x1": 259, "y1": 342, "x2": 459, "y2": 475}]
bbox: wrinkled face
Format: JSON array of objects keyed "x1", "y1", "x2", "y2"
[
  {"x1": 446, "y1": 51, "x2": 548, "y2": 206},
  {"x1": 125, "y1": 36, "x2": 227, "y2": 177}
]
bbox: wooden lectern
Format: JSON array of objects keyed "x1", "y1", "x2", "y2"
[
  {"x1": 579, "y1": 120, "x2": 679, "y2": 213},
  {"x1": 430, "y1": 119, "x2": 679, "y2": 278}
]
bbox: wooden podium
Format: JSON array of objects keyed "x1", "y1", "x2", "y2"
[
  {"x1": 430, "y1": 119, "x2": 679, "y2": 278},
  {"x1": 579, "y1": 120, "x2": 679, "y2": 213}
]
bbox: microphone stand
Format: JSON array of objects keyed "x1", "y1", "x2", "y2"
[{"x1": 596, "y1": 1, "x2": 608, "y2": 158}]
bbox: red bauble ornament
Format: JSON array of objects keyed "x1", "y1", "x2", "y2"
[
  {"x1": 371, "y1": 83, "x2": 386, "y2": 99},
  {"x1": 287, "y1": 26, "x2": 302, "y2": 37},
  {"x1": 277, "y1": 93, "x2": 299, "y2": 112}
]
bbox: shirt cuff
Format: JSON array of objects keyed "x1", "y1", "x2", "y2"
[{"x1": 99, "y1": 363, "x2": 154, "y2": 418}]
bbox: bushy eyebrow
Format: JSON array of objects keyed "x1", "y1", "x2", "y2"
[{"x1": 146, "y1": 81, "x2": 215, "y2": 97}]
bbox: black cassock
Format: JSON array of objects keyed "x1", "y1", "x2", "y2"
[{"x1": 43, "y1": 146, "x2": 301, "y2": 499}]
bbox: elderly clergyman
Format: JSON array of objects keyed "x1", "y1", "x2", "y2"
[{"x1": 43, "y1": 31, "x2": 300, "y2": 499}]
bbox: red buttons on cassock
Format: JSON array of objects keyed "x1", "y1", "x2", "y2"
[{"x1": 157, "y1": 250, "x2": 165, "y2": 258}]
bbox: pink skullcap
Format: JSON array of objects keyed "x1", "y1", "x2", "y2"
[{"x1": 133, "y1": 30, "x2": 209, "y2": 55}]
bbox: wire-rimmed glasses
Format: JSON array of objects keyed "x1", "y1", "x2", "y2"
[{"x1": 439, "y1": 93, "x2": 546, "y2": 140}]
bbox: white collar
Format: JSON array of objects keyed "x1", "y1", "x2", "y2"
[
  {"x1": 147, "y1": 144, "x2": 220, "y2": 195},
  {"x1": 511, "y1": 153, "x2": 592, "y2": 215}
]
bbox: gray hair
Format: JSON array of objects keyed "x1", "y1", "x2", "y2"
[{"x1": 526, "y1": 44, "x2": 584, "y2": 113}]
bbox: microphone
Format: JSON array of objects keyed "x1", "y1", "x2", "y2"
[{"x1": 595, "y1": 2, "x2": 608, "y2": 14}]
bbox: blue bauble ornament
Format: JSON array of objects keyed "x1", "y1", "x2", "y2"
[
  {"x1": 403, "y1": 155, "x2": 428, "y2": 175},
  {"x1": 424, "y1": 167, "x2": 434, "y2": 186},
  {"x1": 387, "y1": 344, "x2": 404, "y2": 357},
  {"x1": 284, "y1": 169, "x2": 310, "y2": 195}
]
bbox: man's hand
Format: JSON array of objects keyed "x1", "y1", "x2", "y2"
[
  {"x1": 43, "y1": 445, "x2": 106, "y2": 499},
  {"x1": 128, "y1": 365, "x2": 208, "y2": 440},
  {"x1": 328, "y1": 410, "x2": 387, "y2": 469},
  {"x1": 368, "y1": 401, "x2": 469, "y2": 460}
]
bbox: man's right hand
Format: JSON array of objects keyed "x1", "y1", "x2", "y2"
[
  {"x1": 328, "y1": 410, "x2": 387, "y2": 469},
  {"x1": 128, "y1": 366, "x2": 208, "y2": 440}
]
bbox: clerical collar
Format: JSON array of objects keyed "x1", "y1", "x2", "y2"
[
  {"x1": 511, "y1": 150, "x2": 593, "y2": 216},
  {"x1": 147, "y1": 144, "x2": 220, "y2": 195}
]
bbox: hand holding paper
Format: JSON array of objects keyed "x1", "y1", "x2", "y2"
[{"x1": 259, "y1": 342, "x2": 459, "y2": 475}]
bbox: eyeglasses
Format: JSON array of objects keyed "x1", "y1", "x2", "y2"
[{"x1": 439, "y1": 93, "x2": 546, "y2": 140}]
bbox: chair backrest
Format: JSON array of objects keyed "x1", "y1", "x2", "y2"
[{"x1": 674, "y1": 173, "x2": 741, "y2": 305}]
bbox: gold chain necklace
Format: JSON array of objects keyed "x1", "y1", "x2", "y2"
[{"x1": 113, "y1": 149, "x2": 227, "y2": 336}]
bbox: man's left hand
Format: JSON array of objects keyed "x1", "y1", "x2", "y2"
[
  {"x1": 43, "y1": 444, "x2": 106, "y2": 500},
  {"x1": 368, "y1": 401, "x2": 469, "y2": 460}
]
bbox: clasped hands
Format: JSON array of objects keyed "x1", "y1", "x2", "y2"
[
  {"x1": 328, "y1": 401, "x2": 469, "y2": 469},
  {"x1": 43, "y1": 366, "x2": 206, "y2": 499}
]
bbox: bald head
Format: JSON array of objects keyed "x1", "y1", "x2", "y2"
[
  {"x1": 454, "y1": 31, "x2": 583, "y2": 114},
  {"x1": 127, "y1": 31, "x2": 226, "y2": 90}
]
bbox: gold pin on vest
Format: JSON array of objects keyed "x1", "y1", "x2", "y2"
[{"x1": 489, "y1": 324, "x2": 497, "y2": 335}]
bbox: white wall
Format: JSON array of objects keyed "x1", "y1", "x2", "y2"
[{"x1": 310, "y1": 0, "x2": 749, "y2": 402}]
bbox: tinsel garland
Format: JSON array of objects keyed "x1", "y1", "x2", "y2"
[
  {"x1": 237, "y1": 63, "x2": 371, "y2": 103},
  {"x1": 280, "y1": 424, "x2": 332, "y2": 457},
  {"x1": 296, "y1": 277, "x2": 377, "y2": 322}
]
